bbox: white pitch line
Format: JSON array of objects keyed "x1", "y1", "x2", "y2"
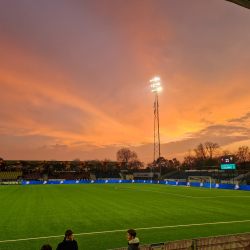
[
  {"x1": 174, "y1": 185, "x2": 247, "y2": 193},
  {"x1": 193, "y1": 195, "x2": 250, "y2": 198},
  {"x1": 115, "y1": 186, "x2": 250, "y2": 198},
  {"x1": 115, "y1": 186, "x2": 195, "y2": 198},
  {"x1": 1, "y1": 220, "x2": 250, "y2": 243}
]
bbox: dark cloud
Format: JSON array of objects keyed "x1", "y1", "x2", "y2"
[
  {"x1": 0, "y1": 123, "x2": 249, "y2": 163},
  {"x1": 130, "y1": 124, "x2": 250, "y2": 161},
  {"x1": 51, "y1": 144, "x2": 68, "y2": 150},
  {"x1": 190, "y1": 124, "x2": 250, "y2": 137},
  {"x1": 227, "y1": 112, "x2": 250, "y2": 123},
  {"x1": 70, "y1": 141, "x2": 90, "y2": 146}
]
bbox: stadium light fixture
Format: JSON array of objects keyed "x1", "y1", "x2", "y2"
[
  {"x1": 150, "y1": 77, "x2": 162, "y2": 93},
  {"x1": 150, "y1": 77, "x2": 161, "y2": 176}
]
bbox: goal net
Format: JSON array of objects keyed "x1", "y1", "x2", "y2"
[{"x1": 188, "y1": 176, "x2": 212, "y2": 189}]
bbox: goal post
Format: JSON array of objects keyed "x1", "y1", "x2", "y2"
[{"x1": 188, "y1": 176, "x2": 212, "y2": 189}]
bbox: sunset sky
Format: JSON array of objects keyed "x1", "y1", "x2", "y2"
[{"x1": 0, "y1": 0, "x2": 250, "y2": 164}]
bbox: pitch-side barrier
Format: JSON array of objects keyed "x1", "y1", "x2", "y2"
[
  {"x1": 21, "y1": 180, "x2": 250, "y2": 191},
  {"x1": 109, "y1": 232, "x2": 250, "y2": 250}
]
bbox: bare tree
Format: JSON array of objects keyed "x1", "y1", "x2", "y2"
[
  {"x1": 183, "y1": 142, "x2": 220, "y2": 169},
  {"x1": 222, "y1": 149, "x2": 233, "y2": 156},
  {"x1": 116, "y1": 148, "x2": 141, "y2": 170},
  {"x1": 236, "y1": 146, "x2": 250, "y2": 164},
  {"x1": 183, "y1": 149, "x2": 195, "y2": 169},
  {"x1": 172, "y1": 158, "x2": 180, "y2": 168},
  {"x1": 128, "y1": 159, "x2": 144, "y2": 170},
  {"x1": 116, "y1": 148, "x2": 138, "y2": 162},
  {"x1": 194, "y1": 143, "x2": 208, "y2": 160},
  {"x1": 204, "y1": 142, "x2": 220, "y2": 158},
  {"x1": 194, "y1": 142, "x2": 220, "y2": 160}
]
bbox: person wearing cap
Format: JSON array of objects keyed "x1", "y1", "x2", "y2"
[{"x1": 56, "y1": 230, "x2": 78, "y2": 250}]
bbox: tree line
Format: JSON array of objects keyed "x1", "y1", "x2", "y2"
[
  {"x1": 182, "y1": 143, "x2": 250, "y2": 170},
  {"x1": 1, "y1": 143, "x2": 250, "y2": 173},
  {"x1": 116, "y1": 142, "x2": 250, "y2": 173}
]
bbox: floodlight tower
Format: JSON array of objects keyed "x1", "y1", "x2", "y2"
[{"x1": 150, "y1": 77, "x2": 162, "y2": 175}]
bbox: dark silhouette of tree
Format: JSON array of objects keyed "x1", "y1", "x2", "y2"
[
  {"x1": 128, "y1": 159, "x2": 144, "y2": 170},
  {"x1": 236, "y1": 146, "x2": 250, "y2": 164},
  {"x1": 222, "y1": 149, "x2": 233, "y2": 156},
  {"x1": 116, "y1": 148, "x2": 137, "y2": 162},
  {"x1": 203, "y1": 158, "x2": 219, "y2": 167},
  {"x1": 148, "y1": 156, "x2": 180, "y2": 175},
  {"x1": 194, "y1": 142, "x2": 220, "y2": 160},
  {"x1": 182, "y1": 149, "x2": 195, "y2": 170},
  {"x1": 183, "y1": 142, "x2": 220, "y2": 169},
  {"x1": 116, "y1": 148, "x2": 142, "y2": 170},
  {"x1": 172, "y1": 158, "x2": 180, "y2": 168},
  {"x1": 194, "y1": 143, "x2": 208, "y2": 160},
  {"x1": 204, "y1": 142, "x2": 220, "y2": 159}
]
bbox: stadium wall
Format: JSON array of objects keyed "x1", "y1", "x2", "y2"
[{"x1": 20, "y1": 180, "x2": 250, "y2": 191}]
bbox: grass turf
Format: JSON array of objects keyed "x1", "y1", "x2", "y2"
[{"x1": 0, "y1": 183, "x2": 250, "y2": 250}]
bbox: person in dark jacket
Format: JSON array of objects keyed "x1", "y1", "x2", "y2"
[
  {"x1": 126, "y1": 229, "x2": 140, "y2": 250},
  {"x1": 56, "y1": 230, "x2": 78, "y2": 250}
]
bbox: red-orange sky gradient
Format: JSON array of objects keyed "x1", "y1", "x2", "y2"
[{"x1": 1, "y1": 0, "x2": 250, "y2": 164}]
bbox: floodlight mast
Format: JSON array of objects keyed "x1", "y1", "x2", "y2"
[{"x1": 150, "y1": 77, "x2": 161, "y2": 176}]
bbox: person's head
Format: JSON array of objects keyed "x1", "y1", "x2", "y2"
[
  {"x1": 65, "y1": 230, "x2": 74, "y2": 241},
  {"x1": 41, "y1": 244, "x2": 52, "y2": 250},
  {"x1": 126, "y1": 229, "x2": 136, "y2": 241}
]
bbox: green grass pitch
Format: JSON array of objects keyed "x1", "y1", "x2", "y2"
[{"x1": 0, "y1": 183, "x2": 250, "y2": 250}]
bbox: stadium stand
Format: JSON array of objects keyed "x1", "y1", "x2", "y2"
[
  {"x1": 95, "y1": 170, "x2": 120, "y2": 179},
  {"x1": 48, "y1": 172, "x2": 90, "y2": 180},
  {"x1": 22, "y1": 172, "x2": 42, "y2": 181},
  {"x1": 0, "y1": 171, "x2": 22, "y2": 180},
  {"x1": 238, "y1": 172, "x2": 250, "y2": 184}
]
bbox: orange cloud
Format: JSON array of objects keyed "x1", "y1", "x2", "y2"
[{"x1": 1, "y1": 1, "x2": 250, "y2": 162}]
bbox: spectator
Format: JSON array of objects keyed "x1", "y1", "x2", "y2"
[
  {"x1": 126, "y1": 229, "x2": 139, "y2": 250},
  {"x1": 56, "y1": 230, "x2": 78, "y2": 250},
  {"x1": 41, "y1": 244, "x2": 52, "y2": 250}
]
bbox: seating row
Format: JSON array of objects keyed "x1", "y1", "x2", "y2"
[
  {"x1": 0, "y1": 172, "x2": 22, "y2": 180},
  {"x1": 48, "y1": 172, "x2": 90, "y2": 180}
]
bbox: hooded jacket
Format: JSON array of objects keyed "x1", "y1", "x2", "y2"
[
  {"x1": 128, "y1": 237, "x2": 140, "y2": 250},
  {"x1": 56, "y1": 237, "x2": 78, "y2": 250}
]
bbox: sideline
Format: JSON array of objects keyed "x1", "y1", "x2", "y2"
[
  {"x1": 1, "y1": 219, "x2": 250, "y2": 243},
  {"x1": 115, "y1": 186, "x2": 250, "y2": 198}
]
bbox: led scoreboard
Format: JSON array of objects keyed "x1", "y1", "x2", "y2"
[{"x1": 220, "y1": 155, "x2": 236, "y2": 170}]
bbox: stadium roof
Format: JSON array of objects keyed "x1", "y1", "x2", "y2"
[
  {"x1": 1, "y1": 160, "x2": 127, "y2": 169},
  {"x1": 226, "y1": 0, "x2": 250, "y2": 9}
]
